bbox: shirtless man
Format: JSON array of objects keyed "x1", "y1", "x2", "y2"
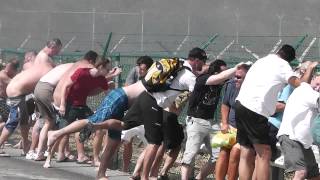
[
  {"x1": 47, "y1": 80, "x2": 147, "y2": 173},
  {"x1": 45, "y1": 50, "x2": 98, "y2": 166},
  {"x1": 0, "y1": 59, "x2": 19, "y2": 132},
  {"x1": 0, "y1": 38, "x2": 62, "y2": 155},
  {"x1": 22, "y1": 51, "x2": 37, "y2": 70}
]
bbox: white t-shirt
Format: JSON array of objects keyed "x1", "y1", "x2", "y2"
[
  {"x1": 236, "y1": 54, "x2": 296, "y2": 117},
  {"x1": 152, "y1": 61, "x2": 196, "y2": 109},
  {"x1": 277, "y1": 82, "x2": 319, "y2": 149},
  {"x1": 40, "y1": 63, "x2": 73, "y2": 86}
]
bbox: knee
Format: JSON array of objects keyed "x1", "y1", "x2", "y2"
[
  {"x1": 254, "y1": 144, "x2": 272, "y2": 159},
  {"x1": 181, "y1": 152, "x2": 197, "y2": 165}
]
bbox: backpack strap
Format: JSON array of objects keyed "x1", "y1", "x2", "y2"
[{"x1": 167, "y1": 65, "x2": 192, "y2": 92}]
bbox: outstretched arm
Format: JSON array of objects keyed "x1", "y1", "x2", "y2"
[
  {"x1": 205, "y1": 62, "x2": 250, "y2": 85},
  {"x1": 105, "y1": 67, "x2": 122, "y2": 80},
  {"x1": 300, "y1": 61, "x2": 319, "y2": 83}
]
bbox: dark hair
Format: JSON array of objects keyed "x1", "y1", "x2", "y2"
[
  {"x1": 94, "y1": 56, "x2": 110, "y2": 68},
  {"x1": 46, "y1": 38, "x2": 62, "y2": 48},
  {"x1": 188, "y1": 47, "x2": 207, "y2": 62},
  {"x1": 276, "y1": 44, "x2": 296, "y2": 62},
  {"x1": 136, "y1": 56, "x2": 154, "y2": 69},
  {"x1": 208, "y1": 59, "x2": 227, "y2": 75},
  {"x1": 84, "y1": 50, "x2": 98, "y2": 64}
]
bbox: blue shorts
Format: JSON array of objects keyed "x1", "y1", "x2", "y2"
[
  {"x1": 5, "y1": 95, "x2": 29, "y2": 133},
  {"x1": 88, "y1": 88, "x2": 128, "y2": 140}
]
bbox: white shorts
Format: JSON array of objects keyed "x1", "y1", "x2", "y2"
[{"x1": 121, "y1": 125, "x2": 147, "y2": 146}]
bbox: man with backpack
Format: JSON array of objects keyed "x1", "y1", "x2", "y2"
[{"x1": 123, "y1": 47, "x2": 207, "y2": 180}]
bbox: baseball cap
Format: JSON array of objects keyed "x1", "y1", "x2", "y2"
[{"x1": 188, "y1": 47, "x2": 207, "y2": 62}]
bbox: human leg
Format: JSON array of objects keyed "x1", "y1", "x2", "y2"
[
  {"x1": 196, "y1": 134, "x2": 217, "y2": 180},
  {"x1": 215, "y1": 147, "x2": 230, "y2": 180},
  {"x1": 26, "y1": 119, "x2": 41, "y2": 160},
  {"x1": 131, "y1": 149, "x2": 146, "y2": 179},
  {"x1": 252, "y1": 144, "x2": 271, "y2": 180},
  {"x1": 93, "y1": 129, "x2": 104, "y2": 167},
  {"x1": 97, "y1": 136, "x2": 121, "y2": 179},
  {"x1": 181, "y1": 117, "x2": 209, "y2": 180},
  {"x1": 142, "y1": 144, "x2": 160, "y2": 180},
  {"x1": 227, "y1": 144, "x2": 241, "y2": 180},
  {"x1": 47, "y1": 119, "x2": 89, "y2": 148},
  {"x1": 150, "y1": 143, "x2": 166, "y2": 177},
  {"x1": 35, "y1": 118, "x2": 54, "y2": 161},
  {"x1": 238, "y1": 145, "x2": 255, "y2": 180},
  {"x1": 122, "y1": 139, "x2": 133, "y2": 172},
  {"x1": 159, "y1": 145, "x2": 181, "y2": 178}
]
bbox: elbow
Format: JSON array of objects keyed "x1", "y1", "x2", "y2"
[{"x1": 288, "y1": 77, "x2": 301, "y2": 88}]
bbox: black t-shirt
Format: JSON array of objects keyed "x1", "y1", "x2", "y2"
[{"x1": 187, "y1": 73, "x2": 223, "y2": 120}]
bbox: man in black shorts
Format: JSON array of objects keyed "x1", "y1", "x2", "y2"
[{"x1": 235, "y1": 45, "x2": 304, "y2": 180}]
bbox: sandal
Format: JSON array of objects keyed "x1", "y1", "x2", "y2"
[
  {"x1": 76, "y1": 157, "x2": 92, "y2": 164},
  {"x1": 56, "y1": 156, "x2": 76, "y2": 163},
  {"x1": 130, "y1": 175, "x2": 141, "y2": 180}
]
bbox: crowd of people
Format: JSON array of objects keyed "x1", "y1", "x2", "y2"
[{"x1": 0, "y1": 38, "x2": 320, "y2": 180}]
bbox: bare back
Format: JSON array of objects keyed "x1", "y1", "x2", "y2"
[
  {"x1": 6, "y1": 50, "x2": 55, "y2": 97},
  {"x1": 53, "y1": 60, "x2": 94, "y2": 106},
  {"x1": 0, "y1": 70, "x2": 11, "y2": 98},
  {"x1": 122, "y1": 80, "x2": 146, "y2": 105}
]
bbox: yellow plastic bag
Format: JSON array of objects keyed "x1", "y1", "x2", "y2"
[{"x1": 211, "y1": 128, "x2": 237, "y2": 149}]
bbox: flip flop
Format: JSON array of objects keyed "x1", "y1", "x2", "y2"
[
  {"x1": 56, "y1": 156, "x2": 76, "y2": 163},
  {"x1": 65, "y1": 154, "x2": 76, "y2": 161},
  {"x1": 129, "y1": 175, "x2": 141, "y2": 180},
  {"x1": 76, "y1": 158, "x2": 92, "y2": 164}
]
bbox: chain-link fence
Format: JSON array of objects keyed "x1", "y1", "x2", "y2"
[{"x1": 0, "y1": 34, "x2": 319, "y2": 124}]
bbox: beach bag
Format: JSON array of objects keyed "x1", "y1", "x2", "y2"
[
  {"x1": 142, "y1": 58, "x2": 190, "y2": 92},
  {"x1": 211, "y1": 128, "x2": 237, "y2": 149}
]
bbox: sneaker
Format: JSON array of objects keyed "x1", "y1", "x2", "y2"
[
  {"x1": 79, "y1": 122, "x2": 94, "y2": 143},
  {"x1": 26, "y1": 150, "x2": 37, "y2": 160},
  {"x1": 44, "y1": 150, "x2": 49, "y2": 157}
]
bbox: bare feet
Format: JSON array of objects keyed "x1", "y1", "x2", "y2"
[
  {"x1": 43, "y1": 157, "x2": 51, "y2": 168},
  {"x1": 92, "y1": 160, "x2": 101, "y2": 167}
]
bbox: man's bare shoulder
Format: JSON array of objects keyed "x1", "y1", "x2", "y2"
[{"x1": 34, "y1": 51, "x2": 50, "y2": 63}]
